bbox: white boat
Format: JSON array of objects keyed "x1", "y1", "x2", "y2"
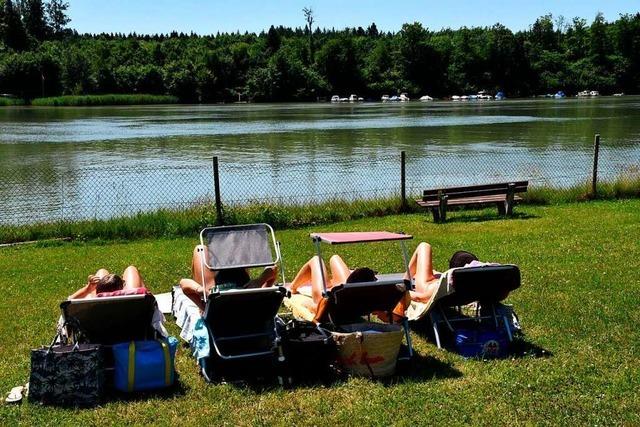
[
  {"x1": 613, "y1": 93, "x2": 624, "y2": 97},
  {"x1": 349, "y1": 94, "x2": 362, "y2": 102},
  {"x1": 399, "y1": 93, "x2": 410, "y2": 102},
  {"x1": 461, "y1": 95, "x2": 469, "y2": 101},
  {"x1": 389, "y1": 95, "x2": 399, "y2": 101},
  {"x1": 419, "y1": 95, "x2": 433, "y2": 101},
  {"x1": 577, "y1": 90, "x2": 589, "y2": 97},
  {"x1": 331, "y1": 95, "x2": 340, "y2": 102},
  {"x1": 589, "y1": 90, "x2": 600, "y2": 96},
  {"x1": 451, "y1": 95, "x2": 461, "y2": 101},
  {"x1": 381, "y1": 95, "x2": 390, "y2": 102},
  {"x1": 339, "y1": 97, "x2": 349, "y2": 102}
]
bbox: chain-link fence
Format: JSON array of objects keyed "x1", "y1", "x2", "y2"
[{"x1": 1, "y1": 135, "x2": 639, "y2": 233}]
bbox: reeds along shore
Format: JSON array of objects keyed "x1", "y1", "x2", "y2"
[
  {"x1": 1, "y1": 178, "x2": 639, "y2": 245},
  {"x1": 29, "y1": 94, "x2": 179, "y2": 106}
]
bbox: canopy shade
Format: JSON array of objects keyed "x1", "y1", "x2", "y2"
[{"x1": 310, "y1": 231, "x2": 412, "y2": 245}]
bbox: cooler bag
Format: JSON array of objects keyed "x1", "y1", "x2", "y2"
[
  {"x1": 455, "y1": 329, "x2": 508, "y2": 358},
  {"x1": 281, "y1": 319, "x2": 335, "y2": 382},
  {"x1": 113, "y1": 337, "x2": 178, "y2": 392}
]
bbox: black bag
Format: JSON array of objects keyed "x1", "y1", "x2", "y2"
[
  {"x1": 29, "y1": 331, "x2": 105, "y2": 407},
  {"x1": 281, "y1": 319, "x2": 335, "y2": 382}
]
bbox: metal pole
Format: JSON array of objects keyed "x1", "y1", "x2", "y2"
[
  {"x1": 213, "y1": 156, "x2": 223, "y2": 225},
  {"x1": 400, "y1": 150, "x2": 406, "y2": 211},
  {"x1": 592, "y1": 134, "x2": 600, "y2": 197}
]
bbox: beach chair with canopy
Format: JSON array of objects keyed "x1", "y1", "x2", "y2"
[
  {"x1": 406, "y1": 263, "x2": 521, "y2": 349},
  {"x1": 285, "y1": 231, "x2": 415, "y2": 360},
  {"x1": 196, "y1": 223, "x2": 288, "y2": 382}
]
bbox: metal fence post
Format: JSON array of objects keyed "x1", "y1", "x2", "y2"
[
  {"x1": 592, "y1": 134, "x2": 600, "y2": 197},
  {"x1": 213, "y1": 156, "x2": 223, "y2": 225},
  {"x1": 400, "y1": 150, "x2": 407, "y2": 211}
]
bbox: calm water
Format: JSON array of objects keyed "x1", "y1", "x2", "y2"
[{"x1": 1, "y1": 97, "x2": 639, "y2": 223}]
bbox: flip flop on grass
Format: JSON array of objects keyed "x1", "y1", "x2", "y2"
[{"x1": 5, "y1": 384, "x2": 25, "y2": 404}]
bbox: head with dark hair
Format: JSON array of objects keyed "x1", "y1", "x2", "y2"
[
  {"x1": 449, "y1": 251, "x2": 479, "y2": 269},
  {"x1": 96, "y1": 274, "x2": 125, "y2": 293},
  {"x1": 215, "y1": 268, "x2": 251, "y2": 287},
  {"x1": 346, "y1": 267, "x2": 377, "y2": 284}
]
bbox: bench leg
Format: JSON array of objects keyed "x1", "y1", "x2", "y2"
[
  {"x1": 505, "y1": 184, "x2": 515, "y2": 216},
  {"x1": 497, "y1": 202, "x2": 506, "y2": 216},
  {"x1": 438, "y1": 196, "x2": 448, "y2": 223},
  {"x1": 431, "y1": 208, "x2": 440, "y2": 223}
]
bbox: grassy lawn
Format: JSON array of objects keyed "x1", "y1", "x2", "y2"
[{"x1": 1, "y1": 200, "x2": 639, "y2": 425}]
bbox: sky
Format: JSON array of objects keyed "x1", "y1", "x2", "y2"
[{"x1": 68, "y1": 0, "x2": 639, "y2": 35}]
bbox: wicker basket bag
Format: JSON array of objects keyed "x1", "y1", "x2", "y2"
[{"x1": 331, "y1": 322, "x2": 403, "y2": 377}]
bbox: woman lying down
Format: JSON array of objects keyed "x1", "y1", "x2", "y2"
[
  {"x1": 287, "y1": 242, "x2": 484, "y2": 317},
  {"x1": 63, "y1": 265, "x2": 167, "y2": 338}
]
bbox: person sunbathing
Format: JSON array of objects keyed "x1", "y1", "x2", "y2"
[
  {"x1": 289, "y1": 254, "x2": 378, "y2": 313},
  {"x1": 69, "y1": 265, "x2": 147, "y2": 299},
  {"x1": 179, "y1": 244, "x2": 278, "y2": 312},
  {"x1": 407, "y1": 244, "x2": 479, "y2": 303},
  {"x1": 288, "y1": 243, "x2": 479, "y2": 306}
]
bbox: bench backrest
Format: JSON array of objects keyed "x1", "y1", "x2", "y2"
[{"x1": 423, "y1": 181, "x2": 528, "y2": 201}]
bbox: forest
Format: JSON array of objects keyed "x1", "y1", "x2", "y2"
[{"x1": 1, "y1": 0, "x2": 639, "y2": 102}]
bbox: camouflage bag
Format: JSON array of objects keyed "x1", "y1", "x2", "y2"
[{"x1": 29, "y1": 334, "x2": 105, "y2": 407}]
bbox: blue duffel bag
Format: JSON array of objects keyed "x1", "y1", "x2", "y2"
[{"x1": 113, "y1": 337, "x2": 178, "y2": 392}]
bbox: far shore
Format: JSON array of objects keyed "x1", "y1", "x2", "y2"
[{"x1": 0, "y1": 93, "x2": 635, "y2": 108}]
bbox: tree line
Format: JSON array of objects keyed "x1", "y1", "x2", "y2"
[{"x1": 0, "y1": 1, "x2": 639, "y2": 102}]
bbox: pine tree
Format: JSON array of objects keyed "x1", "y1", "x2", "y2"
[
  {"x1": 22, "y1": 0, "x2": 48, "y2": 41},
  {"x1": 2, "y1": 0, "x2": 28, "y2": 50},
  {"x1": 46, "y1": 0, "x2": 69, "y2": 37}
]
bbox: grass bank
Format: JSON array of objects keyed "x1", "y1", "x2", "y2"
[
  {"x1": 2, "y1": 179, "x2": 640, "y2": 245},
  {"x1": 30, "y1": 94, "x2": 179, "y2": 107},
  {"x1": 1, "y1": 200, "x2": 639, "y2": 424},
  {"x1": 0, "y1": 97, "x2": 26, "y2": 106}
]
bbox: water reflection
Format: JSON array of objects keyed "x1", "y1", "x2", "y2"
[{"x1": 0, "y1": 97, "x2": 638, "y2": 224}]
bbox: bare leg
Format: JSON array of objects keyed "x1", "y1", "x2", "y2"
[
  {"x1": 245, "y1": 266, "x2": 278, "y2": 289},
  {"x1": 290, "y1": 256, "x2": 330, "y2": 305},
  {"x1": 179, "y1": 278, "x2": 206, "y2": 312},
  {"x1": 191, "y1": 244, "x2": 216, "y2": 291},
  {"x1": 69, "y1": 268, "x2": 110, "y2": 299},
  {"x1": 329, "y1": 255, "x2": 351, "y2": 285},
  {"x1": 123, "y1": 265, "x2": 146, "y2": 290},
  {"x1": 407, "y1": 242, "x2": 440, "y2": 303}
]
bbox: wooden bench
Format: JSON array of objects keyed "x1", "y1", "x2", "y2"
[{"x1": 416, "y1": 181, "x2": 529, "y2": 222}]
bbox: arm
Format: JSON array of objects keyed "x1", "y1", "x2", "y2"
[{"x1": 69, "y1": 275, "x2": 99, "y2": 300}]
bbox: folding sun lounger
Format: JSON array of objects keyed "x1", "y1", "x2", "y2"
[
  {"x1": 195, "y1": 224, "x2": 288, "y2": 382},
  {"x1": 60, "y1": 292, "x2": 158, "y2": 346},
  {"x1": 285, "y1": 231, "x2": 415, "y2": 360},
  {"x1": 406, "y1": 263, "x2": 521, "y2": 350}
]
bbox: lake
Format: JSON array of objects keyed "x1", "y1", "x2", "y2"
[{"x1": 1, "y1": 97, "x2": 639, "y2": 224}]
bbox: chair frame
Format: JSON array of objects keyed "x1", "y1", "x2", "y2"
[
  {"x1": 310, "y1": 232, "x2": 415, "y2": 359},
  {"x1": 196, "y1": 223, "x2": 287, "y2": 383}
]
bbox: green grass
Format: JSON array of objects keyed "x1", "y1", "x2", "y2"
[
  {"x1": 0, "y1": 97, "x2": 26, "y2": 106},
  {"x1": 3, "y1": 178, "x2": 640, "y2": 245},
  {"x1": 1, "y1": 200, "x2": 639, "y2": 424},
  {"x1": 30, "y1": 94, "x2": 179, "y2": 107}
]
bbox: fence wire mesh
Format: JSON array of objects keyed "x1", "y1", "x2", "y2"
[{"x1": 1, "y1": 138, "x2": 639, "y2": 237}]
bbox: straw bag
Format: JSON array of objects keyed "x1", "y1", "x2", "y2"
[{"x1": 332, "y1": 323, "x2": 403, "y2": 378}]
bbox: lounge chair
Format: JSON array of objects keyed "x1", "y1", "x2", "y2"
[
  {"x1": 195, "y1": 224, "x2": 288, "y2": 382},
  {"x1": 406, "y1": 264, "x2": 521, "y2": 349},
  {"x1": 60, "y1": 291, "x2": 158, "y2": 345},
  {"x1": 285, "y1": 231, "x2": 415, "y2": 360}
]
